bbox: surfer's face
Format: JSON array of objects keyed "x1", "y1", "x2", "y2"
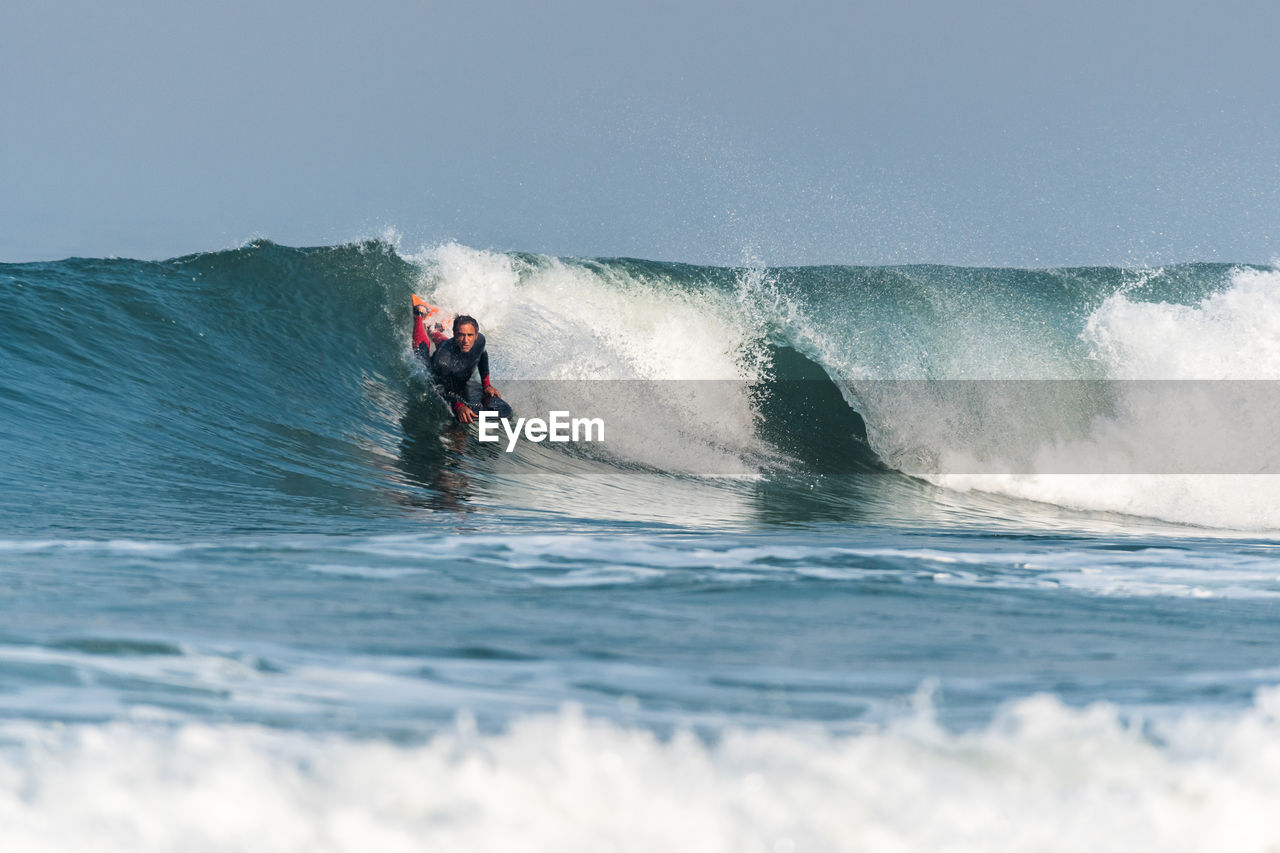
[{"x1": 455, "y1": 323, "x2": 478, "y2": 352}]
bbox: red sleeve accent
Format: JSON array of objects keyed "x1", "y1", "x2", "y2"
[
  {"x1": 481, "y1": 374, "x2": 492, "y2": 389},
  {"x1": 413, "y1": 316, "x2": 431, "y2": 349},
  {"x1": 428, "y1": 327, "x2": 449, "y2": 346}
]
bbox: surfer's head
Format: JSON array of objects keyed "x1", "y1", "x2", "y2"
[{"x1": 453, "y1": 316, "x2": 479, "y2": 352}]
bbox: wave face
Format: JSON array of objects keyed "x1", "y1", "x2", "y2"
[{"x1": 2, "y1": 241, "x2": 1277, "y2": 533}]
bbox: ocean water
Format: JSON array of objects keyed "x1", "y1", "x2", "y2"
[{"x1": 3, "y1": 240, "x2": 1280, "y2": 850}]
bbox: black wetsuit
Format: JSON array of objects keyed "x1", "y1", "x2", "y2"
[{"x1": 429, "y1": 333, "x2": 514, "y2": 420}]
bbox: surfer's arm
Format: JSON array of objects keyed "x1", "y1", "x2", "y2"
[
  {"x1": 435, "y1": 378, "x2": 474, "y2": 419},
  {"x1": 412, "y1": 315, "x2": 433, "y2": 352},
  {"x1": 444, "y1": 385, "x2": 476, "y2": 421},
  {"x1": 413, "y1": 303, "x2": 449, "y2": 349},
  {"x1": 454, "y1": 402, "x2": 477, "y2": 423}
]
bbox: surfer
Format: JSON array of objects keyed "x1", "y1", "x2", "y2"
[{"x1": 413, "y1": 303, "x2": 513, "y2": 423}]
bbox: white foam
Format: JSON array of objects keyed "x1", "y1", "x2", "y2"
[
  {"x1": 304, "y1": 564, "x2": 426, "y2": 580},
  {"x1": 0, "y1": 539, "x2": 205, "y2": 555},
  {"x1": 411, "y1": 244, "x2": 767, "y2": 383},
  {"x1": 869, "y1": 267, "x2": 1280, "y2": 530},
  {"x1": 937, "y1": 474, "x2": 1280, "y2": 532},
  {"x1": 7, "y1": 691, "x2": 1280, "y2": 851},
  {"x1": 1085, "y1": 267, "x2": 1280, "y2": 380}
]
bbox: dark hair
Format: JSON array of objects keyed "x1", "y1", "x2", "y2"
[{"x1": 453, "y1": 315, "x2": 479, "y2": 335}]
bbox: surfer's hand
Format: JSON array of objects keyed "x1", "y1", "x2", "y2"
[
  {"x1": 483, "y1": 385, "x2": 501, "y2": 400},
  {"x1": 456, "y1": 404, "x2": 477, "y2": 424},
  {"x1": 414, "y1": 305, "x2": 428, "y2": 317}
]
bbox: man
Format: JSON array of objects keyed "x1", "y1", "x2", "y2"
[{"x1": 413, "y1": 305, "x2": 513, "y2": 423}]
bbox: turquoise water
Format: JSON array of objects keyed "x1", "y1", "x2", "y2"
[{"x1": 3, "y1": 241, "x2": 1280, "y2": 850}]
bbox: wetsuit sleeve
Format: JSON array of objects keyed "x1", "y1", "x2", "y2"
[
  {"x1": 413, "y1": 316, "x2": 449, "y2": 364},
  {"x1": 412, "y1": 316, "x2": 433, "y2": 364},
  {"x1": 414, "y1": 313, "x2": 450, "y2": 348},
  {"x1": 479, "y1": 350, "x2": 491, "y2": 389},
  {"x1": 412, "y1": 315, "x2": 432, "y2": 349}
]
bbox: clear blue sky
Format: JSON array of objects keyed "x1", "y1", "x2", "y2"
[{"x1": 2, "y1": 0, "x2": 1276, "y2": 266}]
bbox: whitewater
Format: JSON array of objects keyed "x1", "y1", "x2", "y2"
[{"x1": 3, "y1": 240, "x2": 1280, "y2": 850}]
